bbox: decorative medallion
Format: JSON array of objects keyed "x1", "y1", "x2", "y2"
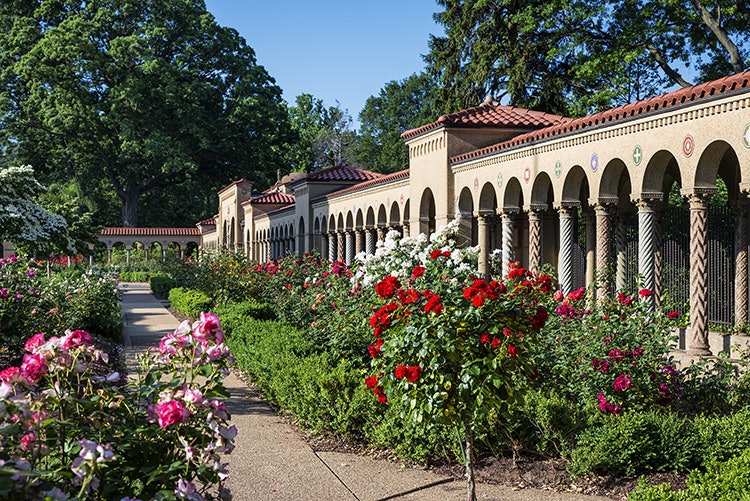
[
  {"x1": 633, "y1": 145, "x2": 643, "y2": 166},
  {"x1": 743, "y1": 124, "x2": 750, "y2": 149},
  {"x1": 400, "y1": 194, "x2": 405, "y2": 204},
  {"x1": 497, "y1": 172, "x2": 503, "y2": 189},
  {"x1": 523, "y1": 168, "x2": 531, "y2": 183},
  {"x1": 473, "y1": 177, "x2": 479, "y2": 192},
  {"x1": 683, "y1": 135, "x2": 695, "y2": 157},
  {"x1": 554, "y1": 160, "x2": 562, "y2": 178},
  {"x1": 590, "y1": 153, "x2": 599, "y2": 172}
]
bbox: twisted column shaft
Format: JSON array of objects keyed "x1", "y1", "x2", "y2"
[
  {"x1": 637, "y1": 198, "x2": 656, "y2": 309},
  {"x1": 345, "y1": 232, "x2": 354, "y2": 266},
  {"x1": 501, "y1": 213, "x2": 515, "y2": 278},
  {"x1": 328, "y1": 233, "x2": 337, "y2": 263},
  {"x1": 558, "y1": 206, "x2": 576, "y2": 296},
  {"x1": 528, "y1": 210, "x2": 542, "y2": 272},
  {"x1": 688, "y1": 193, "x2": 712, "y2": 356},
  {"x1": 735, "y1": 201, "x2": 749, "y2": 329},
  {"x1": 595, "y1": 203, "x2": 613, "y2": 300},
  {"x1": 365, "y1": 229, "x2": 376, "y2": 255}
]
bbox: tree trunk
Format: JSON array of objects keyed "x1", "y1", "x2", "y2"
[
  {"x1": 121, "y1": 185, "x2": 140, "y2": 228},
  {"x1": 465, "y1": 422, "x2": 477, "y2": 501}
]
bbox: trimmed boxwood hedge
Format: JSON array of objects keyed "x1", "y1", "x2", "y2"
[{"x1": 168, "y1": 287, "x2": 213, "y2": 319}]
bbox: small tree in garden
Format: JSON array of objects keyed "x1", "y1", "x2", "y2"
[{"x1": 357, "y1": 222, "x2": 552, "y2": 501}]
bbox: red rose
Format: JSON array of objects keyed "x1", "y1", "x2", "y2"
[
  {"x1": 394, "y1": 365, "x2": 407, "y2": 379},
  {"x1": 507, "y1": 345, "x2": 518, "y2": 358},
  {"x1": 411, "y1": 265, "x2": 426, "y2": 279},
  {"x1": 638, "y1": 288, "x2": 653, "y2": 298},
  {"x1": 406, "y1": 365, "x2": 422, "y2": 383},
  {"x1": 667, "y1": 311, "x2": 679, "y2": 319},
  {"x1": 430, "y1": 249, "x2": 442, "y2": 259},
  {"x1": 480, "y1": 333, "x2": 491, "y2": 343},
  {"x1": 471, "y1": 294, "x2": 485, "y2": 308},
  {"x1": 365, "y1": 375, "x2": 378, "y2": 389},
  {"x1": 491, "y1": 338, "x2": 500, "y2": 348},
  {"x1": 375, "y1": 276, "x2": 400, "y2": 299}
]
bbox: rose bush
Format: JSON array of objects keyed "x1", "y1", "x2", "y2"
[
  {"x1": 0, "y1": 312, "x2": 234, "y2": 500},
  {"x1": 357, "y1": 222, "x2": 552, "y2": 501}
]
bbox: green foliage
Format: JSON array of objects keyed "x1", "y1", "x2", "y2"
[
  {"x1": 179, "y1": 248, "x2": 262, "y2": 305},
  {"x1": 149, "y1": 274, "x2": 176, "y2": 298},
  {"x1": 213, "y1": 301, "x2": 276, "y2": 332},
  {"x1": 356, "y1": 73, "x2": 441, "y2": 174},
  {"x1": 168, "y1": 287, "x2": 212, "y2": 319},
  {"x1": 426, "y1": 0, "x2": 750, "y2": 116},
  {"x1": 118, "y1": 271, "x2": 152, "y2": 283},
  {"x1": 629, "y1": 448, "x2": 750, "y2": 501},
  {"x1": 569, "y1": 411, "x2": 700, "y2": 477},
  {"x1": 0, "y1": 0, "x2": 294, "y2": 227}
]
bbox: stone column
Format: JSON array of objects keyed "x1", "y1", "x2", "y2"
[
  {"x1": 107, "y1": 247, "x2": 112, "y2": 264},
  {"x1": 402, "y1": 222, "x2": 410, "y2": 238},
  {"x1": 636, "y1": 196, "x2": 659, "y2": 308},
  {"x1": 355, "y1": 230, "x2": 364, "y2": 255},
  {"x1": 500, "y1": 212, "x2": 515, "y2": 278},
  {"x1": 328, "y1": 233, "x2": 337, "y2": 262},
  {"x1": 345, "y1": 231, "x2": 354, "y2": 266},
  {"x1": 337, "y1": 232, "x2": 345, "y2": 263},
  {"x1": 653, "y1": 202, "x2": 663, "y2": 308},
  {"x1": 594, "y1": 202, "x2": 614, "y2": 300},
  {"x1": 527, "y1": 209, "x2": 542, "y2": 272},
  {"x1": 585, "y1": 208, "x2": 596, "y2": 289},
  {"x1": 687, "y1": 191, "x2": 714, "y2": 356},
  {"x1": 376, "y1": 227, "x2": 385, "y2": 243},
  {"x1": 615, "y1": 213, "x2": 627, "y2": 292},
  {"x1": 366, "y1": 229, "x2": 376, "y2": 255},
  {"x1": 126, "y1": 247, "x2": 131, "y2": 264},
  {"x1": 734, "y1": 199, "x2": 749, "y2": 329},
  {"x1": 475, "y1": 211, "x2": 492, "y2": 278},
  {"x1": 320, "y1": 234, "x2": 329, "y2": 260},
  {"x1": 557, "y1": 205, "x2": 577, "y2": 296}
]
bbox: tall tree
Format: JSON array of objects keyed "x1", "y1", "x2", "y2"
[
  {"x1": 425, "y1": 0, "x2": 750, "y2": 116},
  {"x1": 286, "y1": 94, "x2": 357, "y2": 172},
  {"x1": 0, "y1": 0, "x2": 295, "y2": 227},
  {"x1": 357, "y1": 73, "x2": 442, "y2": 174}
]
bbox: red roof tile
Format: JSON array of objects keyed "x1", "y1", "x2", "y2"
[
  {"x1": 401, "y1": 97, "x2": 570, "y2": 140},
  {"x1": 451, "y1": 70, "x2": 750, "y2": 164},
  {"x1": 197, "y1": 216, "x2": 217, "y2": 226},
  {"x1": 319, "y1": 169, "x2": 410, "y2": 202},
  {"x1": 100, "y1": 227, "x2": 200, "y2": 236},
  {"x1": 250, "y1": 192, "x2": 296, "y2": 205},
  {"x1": 304, "y1": 163, "x2": 382, "y2": 182}
]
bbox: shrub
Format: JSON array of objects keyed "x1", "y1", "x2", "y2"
[
  {"x1": 118, "y1": 271, "x2": 151, "y2": 283},
  {"x1": 629, "y1": 447, "x2": 750, "y2": 501},
  {"x1": 214, "y1": 301, "x2": 277, "y2": 332},
  {"x1": 569, "y1": 411, "x2": 700, "y2": 477},
  {"x1": 168, "y1": 287, "x2": 213, "y2": 319},
  {"x1": 150, "y1": 274, "x2": 176, "y2": 298},
  {"x1": 0, "y1": 315, "x2": 234, "y2": 500}
]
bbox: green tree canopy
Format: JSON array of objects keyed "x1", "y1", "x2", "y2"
[
  {"x1": 0, "y1": 0, "x2": 295, "y2": 227},
  {"x1": 425, "y1": 0, "x2": 750, "y2": 116},
  {"x1": 356, "y1": 72, "x2": 442, "y2": 174},
  {"x1": 286, "y1": 94, "x2": 357, "y2": 172}
]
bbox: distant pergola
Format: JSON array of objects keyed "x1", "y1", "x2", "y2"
[{"x1": 98, "y1": 227, "x2": 201, "y2": 263}]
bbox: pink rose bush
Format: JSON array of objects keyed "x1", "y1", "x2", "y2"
[{"x1": 0, "y1": 313, "x2": 234, "y2": 500}]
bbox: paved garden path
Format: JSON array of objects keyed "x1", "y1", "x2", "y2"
[{"x1": 119, "y1": 283, "x2": 612, "y2": 501}]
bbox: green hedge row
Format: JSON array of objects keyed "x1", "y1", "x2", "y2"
[
  {"x1": 150, "y1": 274, "x2": 176, "y2": 298},
  {"x1": 569, "y1": 409, "x2": 750, "y2": 477},
  {"x1": 168, "y1": 287, "x2": 213, "y2": 319},
  {"x1": 119, "y1": 271, "x2": 152, "y2": 283}
]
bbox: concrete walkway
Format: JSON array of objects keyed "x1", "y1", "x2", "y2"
[{"x1": 119, "y1": 283, "x2": 612, "y2": 501}]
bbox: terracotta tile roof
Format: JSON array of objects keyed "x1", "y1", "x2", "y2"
[
  {"x1": 304, "y1": 163, "x2": 382, "y2": 182},
  {"x1": 250, "y1": 192, "x2": 296, "y2": 205},
  {"x1": 317, "y1": 169, "x2": 410, "y2": 202},
  {"x1": 100, "y1": 227, "x2": 200, "y2": 236},
  {"x1": 452, "y1": 70, "x2": 750, "y2": 165},
  {"x1": 262, "y1": 204, "x2": 296, "y2": 218},
  {"x1": 401, "y1": 97, "x2": 570, "y2": 140},
  {"x1": 197, "y1": 216, "x2": 217, "y2": 226}
]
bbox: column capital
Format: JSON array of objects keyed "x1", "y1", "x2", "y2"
[
  {"x1": 589, "y1": 196, "x2": 619, "y2": 208},
  {"x1": 631, "y1": 192, "x2": 663, "y2": 207},
  {"x1": 473, "y1": 210, "x2": 495, "y2": 220},
  {"x1": 682, "y1": 188, "x2": 716, "y2": 208},
  {"x1": 556, "y1": 203, "x2": 578, "y2": 217}
]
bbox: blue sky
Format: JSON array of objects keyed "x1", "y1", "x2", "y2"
[{"x1": 203, "y1": 1, "x2": 443, "y2": 125}]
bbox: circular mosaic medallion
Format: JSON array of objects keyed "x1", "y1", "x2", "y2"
[
  {"x1": 743, "y1": 124, "x2": 750, "y2": 149},
  {"x1": 683, "y1": 135, "x2": 695, "y2": 157},
  {"x1": 523, "y1": 168, "x2": 531, "y2": 183},
  {"x1": 590, "y1": 153, "x2": 599, "y2": 172},
  {"x1": 554, "y1": 160, "x2": 562, "y2": 178},
  {"x1": 497, "y1": 172, "x2": 503, "y2": 189},
  {"x1": 633, "y1": 145, "x2": 643, "y2": 166}
]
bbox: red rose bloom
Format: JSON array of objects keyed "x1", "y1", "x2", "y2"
[
  {"x1": 638, "y1": 288, "x2": 653, "y2": 298},
  {"x1": 394, "y1": 365, "x2": 407, "y2": 379},
  {"x1": 507, "y1": 345, "x2": 518, "y2": 358},
  {"x1": 480, "y1": 333, "x2": 491, "y2": 343},
  {"x1": 405, "y1": 365, "x2": 422, "y2": 383},
  {"x1": 411, "y1": 265, "x2": 426, "y2": 279},
  {"x1": 491, "y1": 338, "x2": 500, "y2": 348},
  {"x1": 375, "y1": 276, "x2": 400, "y2": 299},
  {"x1": 667, "y1": 311, "x2": 679, "y2": 319},
  {"x1": 430, "y1": 249, "x2": 442, "y2": 259},
  {"x1": 365, "y1": 375, "x2": 378, "y2": 389},
  {"x1": 531, "y1": 306, "x2": 549, "y2": 329}
]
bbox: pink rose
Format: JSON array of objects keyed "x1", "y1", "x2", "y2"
[
  {"x1": 24, "y1": 333, "x2": 45, "y2": 353},
  {"x1": 61, "y1": 330, "x2": 92, "y2": 350},
  {"x1": 21, "y1": 353, "x2": 47, "y2": 383},
  {"x1": 0, "y1": 366, "x2": 24, "y2": 384},
  {"x1": 156, "y1": 400, "x2": 190, "y2": 428},
  {"x1": 193, "y1": 312, "x2": 224, "y2": 345}
]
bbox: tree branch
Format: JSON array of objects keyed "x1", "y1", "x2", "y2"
[
  {"x1": 646, "y1": 44, "x2": 693, "y2": 87},
  {"x1": 689, "y1": 0, "x2": 745, "y2": 73}
]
